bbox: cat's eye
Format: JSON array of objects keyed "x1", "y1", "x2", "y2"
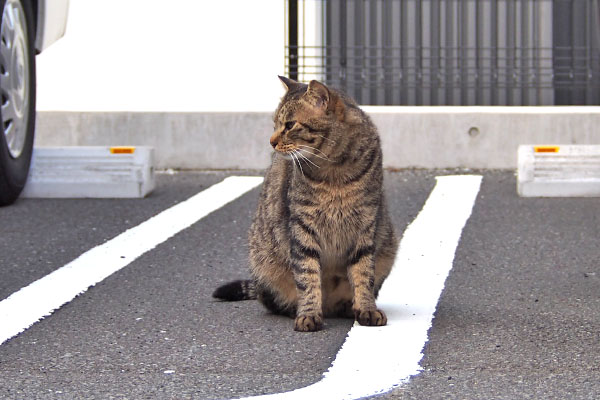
[{"x1": 285, "y1": 121, "x2": 296, "y2": 131}]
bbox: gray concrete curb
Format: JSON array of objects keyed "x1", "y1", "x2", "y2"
[{"x1": 35, "y1": 107, "x2": 600, "y2": 170}]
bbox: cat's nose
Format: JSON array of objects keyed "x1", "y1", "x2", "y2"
[{"x1": 269, "y1": 134, "x2": 279, "y2": 148}]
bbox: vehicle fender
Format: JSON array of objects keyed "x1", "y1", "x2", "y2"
[{"x1": 34, "y1": 0, "x2": 69, "y2": 53}]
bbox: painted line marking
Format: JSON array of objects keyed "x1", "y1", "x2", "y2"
[
  {"x1": 0, "y1": 176, "x2": 264, "y2": 346},
  {"x1": 234, "y1": 175, "x2": 482, "y2": 400}
]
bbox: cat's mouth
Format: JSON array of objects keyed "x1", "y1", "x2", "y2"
[
  {"x1": 273, "y1": 143, "x2": 296, "y2": 154},
  {"x1": 274, "y1": 144, "x2": 302, "y2": 162}
]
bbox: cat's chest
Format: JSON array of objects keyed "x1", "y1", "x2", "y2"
[
  {"x1": 291, "y1": 186, "x2": 368, "y2": 259},
  {"x1": 298, "y1": 188, "x2": 359, "y2": 225}
]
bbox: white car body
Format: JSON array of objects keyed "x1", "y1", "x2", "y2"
[{"x1": 34, "y1": 0, "x2": 69, "y2": 53}]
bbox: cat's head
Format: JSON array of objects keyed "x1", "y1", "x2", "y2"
[{"x1": 270, "y1": 77, "x2": 344, "y2": 161}]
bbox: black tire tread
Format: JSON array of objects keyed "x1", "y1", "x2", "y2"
[{"x1": 0, "y1": 0, "x2": 36, "y2": 206}]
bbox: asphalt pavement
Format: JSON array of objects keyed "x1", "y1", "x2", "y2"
[{"x1": 0, "y1": 169, "x2": 598, "y2": 399}]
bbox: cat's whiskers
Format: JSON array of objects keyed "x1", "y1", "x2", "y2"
[
  {"x1": 317, "y1": 134, "x2": 337, "y2": 145},
  {"x1": 297, "y1": 145, "x2": 332, "y2": 162},
  {"x1": 295, "y1": 149, "x2": 320, "y2": 169},
  {"x1": 298, "y1": 144, "x2": 330, "y2": 158},
  {"x1": 290, "y1": 152, "x2": 305, "y2": 177}
]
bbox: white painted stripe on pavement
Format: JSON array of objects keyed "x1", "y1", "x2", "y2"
[
  {"x1": 236, "y1": 175, "x2": 482, "y2": 400},
  {"x1": 0, "y1": 176, "x2": 264, "y2": 346}
]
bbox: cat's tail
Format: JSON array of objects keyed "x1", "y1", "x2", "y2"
[{"x1": 212, "y1": 280, "x2": 257, "y2": 301}]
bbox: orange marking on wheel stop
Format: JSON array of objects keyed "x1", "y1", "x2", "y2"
[
  {"x1": 110, "y1": 147, "x2": 136, "y2": 154},
  {"x1": 534, "y1": 146, "x2": 560, "y2": 153}
]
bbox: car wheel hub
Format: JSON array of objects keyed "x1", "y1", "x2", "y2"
[{"x1": 1, "y1": 0, "x2": 30, "y2": 159}]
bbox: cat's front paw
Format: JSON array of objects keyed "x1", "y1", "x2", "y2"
[
  {"x1": 294, "y1": 314, "x2": 323, "y2": 332},
  {"x1": 355, "y1": 309, "x2": 387, "y2": 326}
]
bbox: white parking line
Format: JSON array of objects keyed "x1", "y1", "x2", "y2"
[
  {"x1": 235, "y1": 175, "x2": 482, "y2": 400},
  {"x1": 0, "y1": 176, "x2": 264, "y2": 346}
]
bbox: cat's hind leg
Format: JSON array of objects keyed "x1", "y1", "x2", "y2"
[{"x1": 256, "y1": 285, "x2": 297, "y2": 318}]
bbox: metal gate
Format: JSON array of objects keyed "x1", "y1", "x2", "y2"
[{"x1": 285, "y1": 0, "x2": 600, "y2": 105}]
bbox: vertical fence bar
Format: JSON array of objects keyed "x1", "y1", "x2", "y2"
[
  {"x1": 321, "y1": 0, "x2": 326, "y2": 82},
  {"x1": 431, "y1": 0, "x2": 440, "y2": 105},
  {"x1": 300, "y1": 0, "x2": 305, "y2": 81},
  {"x1": 329, "y1": 0, "x2": 337, "y2": 87},
  {"x1": 553, "y1": 0, "x2": 566, "y2": 104},
  {"x1": 459, "y1": 0, "x2": 468, "y2": 104},
  {"x1": 491, "y1": 0, "x2": 498, "y2": 105},
  {"x1": 585, "y1": 0, "x2": 591, "y2": 104},
  {"x1": 592, "y1": 0, "x2": 600, "y2": 104},
  {"x1": 416, "y1": 0, "x2": 423, "y2": 104},
  {"x1": 571, "y1": 0, "x2": 588, "y2": 104},
  {"x1": 445, "y1": 0, "x2": 454, "y2": 104},
  {"x1": 355, "y1": 0, "x2": 364, "y2": 103},
  {"x1": 384, "y1": 0, "x2": 393, "y2": 104},
  {"x1": 475, "y1": 0, "x2": 482, "y2": 104},
  {"x1": 570, "y1": 0, "x2": 576, "y2": 103},
  {"x1": 369, "y1": 0, "x2": 378, "y2": 104},
  {"x1": 339, "y1": 0, "x2": 347, "y2": 92},
  {"x1": 400, "y1": 0, "x2": 408, "y2": 104},
  {"x1": 325, "y1": 0, "x2": 331, "y2": 84},
  {"x1": 288, "y1": 0, "x2": 298, "y2": 80},
  {"x1": 363, "y1": 0, "x2": 369, "y2": 103},
  {"x1": 391, "y1": 1, "x2": 401, "y2": 104},
  {"x1": 507, "y1": 0, "x2": 515, "y2": 105},
  {"x1": 284, "y1": 0, "x2": 288, "y2": 76},
  {"x1": 533, "y1": 0, "x2": 540, "y2": 105},
  {"x1": 575, "y1": 0, "x2": 587, "y2": 104},
  {"x1": 521, "y1": 0, "x2": 529, "y2": 105}
]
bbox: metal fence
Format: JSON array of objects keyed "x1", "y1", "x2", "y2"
[{"x1": 285, "y1": 0, "x2": 600, "y2": 105}]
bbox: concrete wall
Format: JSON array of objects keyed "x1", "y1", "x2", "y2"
[{"x1": 35, "y1": 107, "x2": 600, "y2": 170}]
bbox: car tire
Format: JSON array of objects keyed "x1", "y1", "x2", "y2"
[{"x1": 0, "y1": 0, "x2": 35, "y2": 206}]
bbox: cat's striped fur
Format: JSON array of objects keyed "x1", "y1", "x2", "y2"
[{"x1": 213, "y1": 77, "x2": 397, "y2": 332}]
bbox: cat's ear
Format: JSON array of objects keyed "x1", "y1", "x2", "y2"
[
  {"x1": 278, "y1": 75, "x2": 300, "y2": 92},
  {"x1": 304, "y1": 80, "x2": 330, "y2": 111}
]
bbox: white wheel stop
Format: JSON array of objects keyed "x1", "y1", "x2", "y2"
[
  {"x1": 518, "y1": 145, "x2": 600, "y2": 197},
  {"x1": 21, "y1": 146, "x2": 155, "y2": 198}
]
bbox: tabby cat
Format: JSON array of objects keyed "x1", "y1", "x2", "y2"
[{"x1": 213, "y1": 76, "x2": 397, "y2": 332}]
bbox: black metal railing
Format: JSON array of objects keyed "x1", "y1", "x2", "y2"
[{"x1": 285, "y1": 0, "x2": 600, "y2": 105}]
